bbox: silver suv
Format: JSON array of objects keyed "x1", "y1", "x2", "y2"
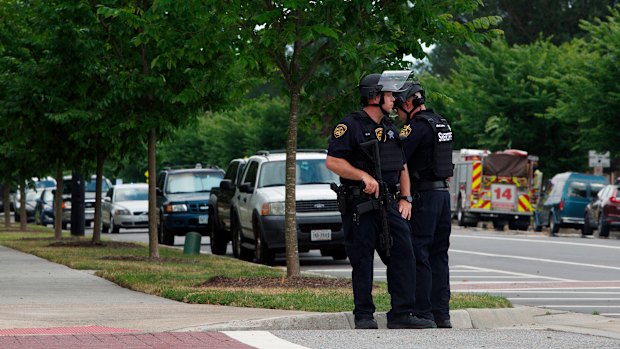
[{"x1": 231, "y1": 150, "x2": 345, "y2": 265}]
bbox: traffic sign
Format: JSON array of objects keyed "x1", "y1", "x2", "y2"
[{"x1": 588, "y1": 150, "x2": 610, "y2": 168}]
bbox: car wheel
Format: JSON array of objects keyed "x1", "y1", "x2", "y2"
[
  {"x1": 549, "y1": 213, "x2": 559, "y2": 236},
  {"x1": 582, "y1": 213, "x2": 593, "y2": 236},
  {"x1": 102, "y1": 215, "x2": 109, "y2": 233},
  {"x1": 533, "y1": 212, "x2": 543, "y2": 232},
  {"x1": 456, "y1": 197, "x2": 477, "y2": 227},
  {"x1": 598, "y1": 214, "x2": 610, "y2": 238},
  {"x1": 509, "y1": 219, "x2": 529, "y2": 231},
  {"x1": 254, "y1": 222, "x2": 275, "y2": 265},
  {"x1": 34, "y1": 209, "x2": 41, "y2": 225},
  {"x1": 209, "y1": 214, "x2": 228, "y2": 255},
  {"x1": 492, "y1": 220, "x2": 506, "y2": 231},
  {"x1": 232, "y1": 217, "x2": 252, "y2": 261},
  {"x1": 14, "y1": 211, "x2": 19, "y2": 222},
  {"x1": 110, "y1": 218, "x2": 120, "y2": 234},
  {"x1": 160, "y1": 219, "x2": 174, "y2": 245},
  {"x1": 321, "y1": 246, "x2": 348, "y2": 260}
]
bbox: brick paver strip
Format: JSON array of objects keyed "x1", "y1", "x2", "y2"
[{"x1": 0, "y1": 332, "x2": 258, "y2": 349}]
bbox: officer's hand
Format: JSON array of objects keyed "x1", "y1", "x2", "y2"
[
  {"x1": 398, "y1": 200, "x2": 412, "y2": 220},
  {"x1": 361, "y1": 175, "x2": 379, "y2": 198}
]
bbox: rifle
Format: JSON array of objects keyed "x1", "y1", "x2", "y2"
[{"x1": 359, "y1": 139, "x2": 394, "y2": 256}]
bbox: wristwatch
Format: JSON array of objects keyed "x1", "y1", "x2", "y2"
[{"x1": 399, "y1": 195, "x2": 413, "y2": 203}]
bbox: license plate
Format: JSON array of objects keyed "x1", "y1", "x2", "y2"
[
  {"x1": 311, "y1": 229, "x2": 332, "y2": 241},
  {"x1": 198, "y1": 215, "x2": 208, "y2": 224}
]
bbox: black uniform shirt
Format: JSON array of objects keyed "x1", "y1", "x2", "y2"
[
  {"x1": 328, "y1": 111, "x2": 404, "y2": 186},
  {"x1": 401, "y1": 109, "x2": 439, "y2": 182}
]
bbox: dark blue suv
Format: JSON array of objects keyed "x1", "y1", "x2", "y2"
[{"x1": 155, "y1": 166, "x2": 224, "y2": 245}]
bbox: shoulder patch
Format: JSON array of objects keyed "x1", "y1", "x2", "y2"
[
  {"x1": 400, "y1": 124, "x2": 412, "y2": 138},
  {"x1": 333, "y1": 124, "x2": 347, "y2": 138}
]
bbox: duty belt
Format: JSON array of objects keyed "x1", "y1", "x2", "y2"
[
  {"x1": 342, "y1": 184, "x2": 399, "y2": 197},
  {"x1": 411, "y1": 180, "x2": 448, "y2": 192}
]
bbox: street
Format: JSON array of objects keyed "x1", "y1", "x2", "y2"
[{"x1": 100, "y1": 224, "x2": 620, "y2": 319}]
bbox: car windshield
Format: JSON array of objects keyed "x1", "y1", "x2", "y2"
[
  {"x1": 590, "y1": 183, "x2": 606, "y2": 197},
  {"x1": 258, "y1": 159, "x2": 339, "y2": 188},
  {"x1": 85, "y1": 179, "x2": 111, "y2": 192},
  {"x1": 36, "y1": 180, "x2": 56, "y2": 189},
  {"x1": 567, "y1": 181, "x2": 587, "y2": 198},
  {"x1": 167, "y1": 172, "x2": 223, "y2": 194},
  {"x1": 116, "y1": 187, "x2": 148, "y2": 201}
]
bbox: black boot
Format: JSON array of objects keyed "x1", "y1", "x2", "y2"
[{"x1": 387, "y1": 314, "x2": 437, "y2": 329}]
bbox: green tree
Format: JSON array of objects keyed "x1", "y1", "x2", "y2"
[
  {"x1": 227, "y1": 0, "x2": 500, "y2": 276},
  {"x1": 95, "y1": 0, "x2": 242, "y2": 256},
  {"x1": 158, "y1": 97, "x2": 327, "y2": 168},
  {"x1": 425, "y1": 39, "x2": 578, "y2": 175},
  {"x1": 544, "y1": 7, "x2": 620, "y2": 173},
  {"x1": 429, "y1": 0, "x2": 615, "y2": 77}
]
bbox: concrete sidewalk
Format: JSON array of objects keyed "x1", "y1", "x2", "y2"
[{"x1": 1, "y1": 244, "x2": 620, "y2": 345}]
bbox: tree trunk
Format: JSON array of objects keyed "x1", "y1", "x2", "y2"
[
  {"x1": 285, "y1": 89, "x2": 301, "y2": 277},
  {"x1": 54, "y1": 166, "x2": 63, "y2": 240},
  {"x1": 91, "y1": 151, "x2": 106, "y2": 244},
  {"x1": 148, "y1": 127, "x2": 159, "y2": 258},
  {"x1": 3, "y1": 184, "x2": 10, "y2": 229},
  {"x1": 19, "y1": 176, "x2": 26, "y2": 231}
]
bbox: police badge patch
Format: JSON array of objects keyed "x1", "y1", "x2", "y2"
[
  {"x1": 375, "y1": 127, "x2": 384, "y2": 141},
  {"x1": 400, "y1": 124, "x2": 412, "y2": 138},
  {"x1": 333, "y1": 124, "x2": 347, "y2": 138}
]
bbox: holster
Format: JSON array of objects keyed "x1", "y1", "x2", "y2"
[{"x1": 331, "y1": 183, "x2": 350, "y2": 214}]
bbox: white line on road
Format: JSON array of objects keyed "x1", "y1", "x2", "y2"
[
  {"x1": 451, "y1": 276, "x2": 549, "y2": 279},
  {"x1": 508, "y1": 298, "x2": 620, "y2": 301},
  {"x1": 223, "y1": 331, "x2": 309, "y2": 349},
  {"x1": 452, "y1": 233, "x2": 620, "y2": 250},
  {"x1": 539, "y1": 305, "x2": 620, "y2": 308},
  {"x1": 488, "y1": 291, "x2": 620, "y2": 294},
  {"x1": 456, "y1": 264, "x2": 575, "y2": 281},
  {"x1": 451, "y1": 249, "x2": 620, "y2": 271}
]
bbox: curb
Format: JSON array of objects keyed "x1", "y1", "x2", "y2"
[{"x1": 179, "y1": 306, "x2": 547, "y2": 332}]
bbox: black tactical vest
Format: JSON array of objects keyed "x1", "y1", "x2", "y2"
[
  {"x1": 408, "y1": 110, "x2": 454, "y2": 180},
  {"x1": 342, "y1": 112, "x2": 403, "y2": 184}
]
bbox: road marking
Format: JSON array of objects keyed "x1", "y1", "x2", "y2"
[
  {"x1": 223, "y1": 331, "x2": 309, "y2": 349},
  {"x1": 508, "y1": 297, "x2": 620, "y2": 301},
  {"x1": 451, "y1": 249, "x2": 620, "y2": 271},
  {"x1": 455, "y1": 265, "x2": 574, "y2": 281},
  {"x1": 452, "y1": 233, "x2": 620, "y2": 250},
  {"x1": 491, "y1": 290, "x2": 620, "y2": 294},
  {"x1": 539, "y1": 305, "x2": 620, "y2": 308}
]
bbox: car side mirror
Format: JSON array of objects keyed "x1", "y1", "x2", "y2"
[
  {"x1": 156, "y1": 187, "x2": 162, "y2": 196},
  {"x1": 219, "y1": 179, "x2": 233, "y2": 191},
  {"x1": 238, "y1": 183, "x2": 253, "y2": 193},
  {"x1": 104, "y1": 197, "x2": 111, "y2": 202}
]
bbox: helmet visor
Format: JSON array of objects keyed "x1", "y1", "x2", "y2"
[{"x1": 378, "y1": 70, "x2": 413, "y2": 92}]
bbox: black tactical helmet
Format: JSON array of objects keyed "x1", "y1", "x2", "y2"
[
  {"x1": 394, "y1": 82, "x2": 425, "y2": 108},
  {"x1": 358, "y1": 73, "x2": 383, "y2": 99},
  {"x1": 359, "y1": 73, "x2": 408, "y2": 99}
]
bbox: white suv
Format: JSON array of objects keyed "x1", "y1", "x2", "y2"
[{"x1": 231, "y1": 150, "x2": 345, "y2": 265}]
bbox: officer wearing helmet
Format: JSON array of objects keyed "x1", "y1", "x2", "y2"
[
  {"x1": 394, "y1": 81, "x2": 454, "y2": 328},
  {"x1": 326, "y1": 72, "x2": 436, "y2": 330}
]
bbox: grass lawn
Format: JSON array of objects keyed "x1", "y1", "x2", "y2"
[{"x1": 0, "y1": 225, "x2": 511, "y2": 313}]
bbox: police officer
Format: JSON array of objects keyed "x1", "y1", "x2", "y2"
[
  {"x1": 394, "y1": 82, "x2": 454, "y2": 328},
  {"x1": 326, "y1": 73, "x2": 436, "y2": 330}
]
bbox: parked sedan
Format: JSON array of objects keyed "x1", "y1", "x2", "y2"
[
  {"x1": 583, "y1": 184, "x2": 620, "y2": 238},
  {"x1": 102, "y1": 183, "x2": 149, "y2": 234},
  {"x1": 34, "y1": 189, "x2": 56, "y2": 226}
]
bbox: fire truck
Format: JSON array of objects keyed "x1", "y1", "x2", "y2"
[{"x1": 449, "y1": 148, "x2": 543, "y2": 231}]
